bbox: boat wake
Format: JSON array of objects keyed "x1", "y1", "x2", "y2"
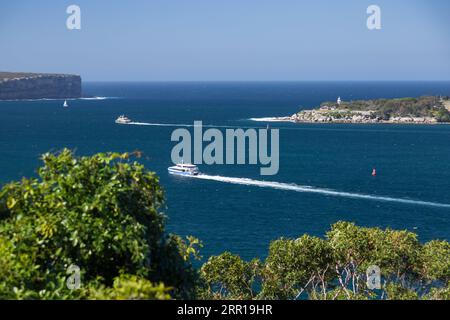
[
  {"x1": 79, "y1": 96, "x2": 111, "y2": 100},
  {"x1": 126, "y1": 122, "x2": 258, "y2": 129},
  {"x1": 0, "y1": 96, "x2": 115, "y2": 102},
  {"x1": 127, "y1": 122, "x2": 196, "y2": 127},
  {"x1": 248, "y1": 117, "x2": 291, "y2": 122},
  {"x1": 193, "y1": 174, "x2": 450, "y2": 209}
]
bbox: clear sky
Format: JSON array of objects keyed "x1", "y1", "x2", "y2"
[{"x1": 0, "y1": 0, "x2": 449, "y2": 81}]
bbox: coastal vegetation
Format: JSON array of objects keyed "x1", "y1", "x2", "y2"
[
  {"x1": 200, "y1": 223, "x2": 450, "y2": 300},
  {"x1": 0, "y1": 150, "x2": 449, "y2": 300},
  {"x1": 289, "y1": 96, "x2": 450, "y2": 124},
  {"x1": 0, "y1": 150, "x2": 200, "y2": 299}
]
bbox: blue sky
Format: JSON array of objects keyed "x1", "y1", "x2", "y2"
[{"x1": 0, "y1": 0, "x2": 449, "y2": 81}]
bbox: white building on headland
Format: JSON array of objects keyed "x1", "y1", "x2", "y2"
[{"x1": 337, "y1": 97, "x2": 342, "y2": 105}]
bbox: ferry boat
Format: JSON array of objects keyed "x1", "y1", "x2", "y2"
[
  {"x1": 168, "y1": 163, "x2": 200, "y2": 176},
  {"x1": 115, "y1": 115, "x2": 132, "y2": 124}
]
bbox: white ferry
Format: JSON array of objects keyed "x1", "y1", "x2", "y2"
[
  {"x1": 115, "y1": 115, "x2": 132, "y2": 124},
  {"x1": 168, "y1": 163, "x2": 200, "y2": 176}
]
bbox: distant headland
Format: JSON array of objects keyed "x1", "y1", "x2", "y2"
[
  {"x1": 0, "y1": 72, "x2": 81, "y2": 100},
  {"x1": 254, "y1": 96, "x2": 450, "y2": 124}
]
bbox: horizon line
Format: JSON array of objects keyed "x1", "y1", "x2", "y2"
[{"x1": 82, "y1": 79, "x2": 450, "y2": 83}]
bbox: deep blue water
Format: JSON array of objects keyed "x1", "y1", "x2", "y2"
[{"x1": 1, "y1": 81, "x2": 450, "y2": 261}]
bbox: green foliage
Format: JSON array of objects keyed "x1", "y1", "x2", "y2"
[
  {"x1": 0, "y1": 149, "x2": 198, "y2": 299},
  {"x1": 435, "y1": 109, "x2": 450, "y2": 122},
  {"x1": 200, "y1": 252, "x2": 260, "y2": 300},
  {"x1": 88, "y1": 274, "x2": 171, "y2": 300},
  {"x1": 370, "y1": 229, "x2": 421, "y2": 278},
  {"x1": 201, "y1": 222, "x2": 450, "y2": 300},
  {"x1": 424, "y1": 282, "x2": 450, "y2": 300},
  {"x1": 384, "y1": 283, "x2": 419, "y2": 300},
  {"x1": 319, "y1": 96, "x2": 448, "y2": 120},
  {"x1": 326, "y1": 221, "x2": 374, "y2": 267},
  {"x1": 421, "y1": 240, "x2": 450, "y2": 281},
  {"x1": 327, "y1": 222, "x2": 423, "y2": 277},
  {"x1": 319, "y1": 288, "x2": 371, "y2": 300},
  {"x1": 262, "y1": 235, "x2": 334, "y2": 299}
]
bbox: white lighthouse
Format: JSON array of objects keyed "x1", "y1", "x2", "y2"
[{"x1": 337, "y1": 96, "x2": 342, "y2": 105}]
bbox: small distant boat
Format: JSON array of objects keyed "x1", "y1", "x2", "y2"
[
  {"x1": 372, "y1": 168, "x2": 377, "y2": 176},
  {"x1": 115, "y1": 115, "x2": 132, "y2": 124},
  {"x1": 168, "y1": 163, "x2": 200, "y2": 176},
  {"x1": 63, "y1": 100, "x2": 68, "y2": 108}
]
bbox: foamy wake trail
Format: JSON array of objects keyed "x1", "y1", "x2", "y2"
[
  {"x1": 128, "y1": 122, "x2": 195, "y2": 127},
  {"x1": 79, "y1": 96, "x2": 110, "y2": 100},
  {"x1": 0, "y1": 96, "x2": 113, "y2": 102},
  {"x1": 127, "y1": 122, "x2": 255, "y2": 129},
  {"x1": 193, "y1": 174, "x2": 450, "y2": 209},
  {"x1": 248, "y1": 117, "x2": 291, "y2": 122}
]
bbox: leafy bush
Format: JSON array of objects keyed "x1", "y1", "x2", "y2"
[
  {"x1": 0, "y1": 149, "x2": 200, "y2": 299},
  {"x1": 200, "y1": 252, "x2": 260, "y2": 300},
  {"x1": 88, "y1": 274, "x2": 171, "y2": 300},
  {"x1": 435, "y1": 109, "x2": 450, "y2": 122},
  {"x1": 261, "y1": 235, "x2": 334, "y2": 300},
  {"x1": 200, "y1": 222, "x2": 450, "y2": 300}
]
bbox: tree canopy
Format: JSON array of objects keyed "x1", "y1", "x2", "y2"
[
  {"x1": 200, "y1": 221, "x2": 450, "y2": 300},
  {"x1": 0, "y1": 149, "x2": 200, "y2": 299}
]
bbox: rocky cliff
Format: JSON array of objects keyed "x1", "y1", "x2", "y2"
[{"x1": 0, "y1": 72, "x2": 81, "y2": 100}]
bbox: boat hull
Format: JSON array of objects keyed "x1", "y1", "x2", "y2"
[{"x1": 168, "y1": 168, "x2": 199, "y2": 176}]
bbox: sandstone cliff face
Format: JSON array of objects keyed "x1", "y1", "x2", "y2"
[{"x1": 0, "y1": 72, "x2": 81, "y2": 100}]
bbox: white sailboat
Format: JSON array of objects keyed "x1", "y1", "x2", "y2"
[{"x1": 63, "y1": 100, "x2": 69, "y2": 108}]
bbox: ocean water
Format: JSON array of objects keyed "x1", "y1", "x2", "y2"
[{"x1": 1, "y1": 81, "x2": 450, "y2": 261}]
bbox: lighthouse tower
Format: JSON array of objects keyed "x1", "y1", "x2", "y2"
[{"x1": 337, "y1": 97, "x2": 342, "y2": 105}]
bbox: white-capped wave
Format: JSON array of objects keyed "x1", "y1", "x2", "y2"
[{"x1": 193, "y1": 174, "x2": 450, "y2": 209}]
